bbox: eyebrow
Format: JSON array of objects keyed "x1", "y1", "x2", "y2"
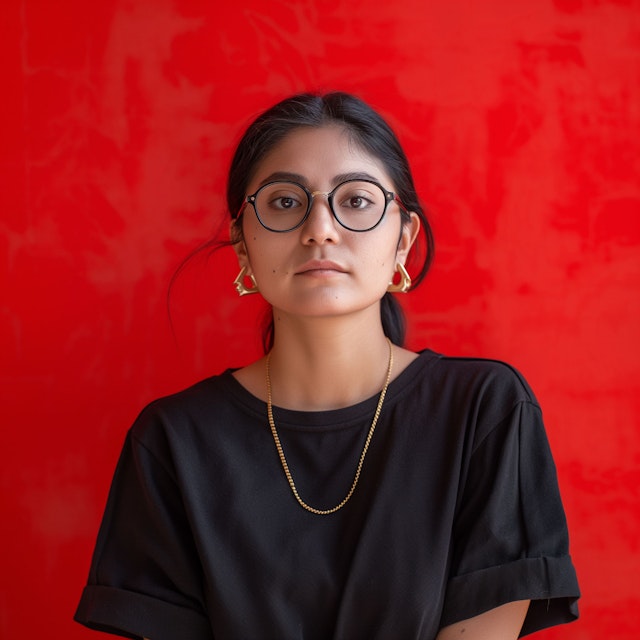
[{"x1": 258, "y1": 171, "x2": 383, "y2": 188}]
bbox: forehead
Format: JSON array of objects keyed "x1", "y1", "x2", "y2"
[{"x1": 249, "y1": 124, "x2": 393, "y2": 188}]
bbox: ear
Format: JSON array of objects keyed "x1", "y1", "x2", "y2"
[
  {"x1": 395, "y1": 212, "x2": 421, "y2": 264},
  {"x1": 230, "y1": 221, "x2": 253, "y2": 275}
]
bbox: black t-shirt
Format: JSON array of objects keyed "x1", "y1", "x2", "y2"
[{"x1": 75, "y1": 350, "x2": 580, "y2": 639}]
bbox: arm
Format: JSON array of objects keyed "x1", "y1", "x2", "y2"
[
  {"x1": 435, "y1": 600, "x2": 530, "y2": 640},
  {"x1": 141, "y1": 602, "x2": 530, "y2": 640}
]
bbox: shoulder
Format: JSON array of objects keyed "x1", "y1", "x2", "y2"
[
  {"x1": 414, "y1": 350, "x2": 541, "y2": 440},
  {"x1": 430, "y1": 353, "x2": 538, "y2": 404},
  {"x1": 128, "y1": 370, "x2": 251, "y2": 455},
  {"x1": 141, "y1": 372, "x2": 230, "y2": 418},
  {"x1": 414, "y1": 349, "x2": 536, "y2": 400}
]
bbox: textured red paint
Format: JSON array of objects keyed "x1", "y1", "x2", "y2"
[{"x1": 1, "y1": 0, "x2": 639, "y2": 638}]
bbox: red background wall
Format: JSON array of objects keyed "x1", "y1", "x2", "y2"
[{"x1": 2, "y1": 0, "x2": 639, "y2": 638}]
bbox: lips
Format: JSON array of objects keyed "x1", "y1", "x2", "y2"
[{"x1": 295, "y1": 260, "x2": 347, "y2": 275}]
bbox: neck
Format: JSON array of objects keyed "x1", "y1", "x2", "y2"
[{"x1": 267, "y1": 311, "x2": 393, "y2": 411}]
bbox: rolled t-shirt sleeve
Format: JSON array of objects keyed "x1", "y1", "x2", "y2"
[
  {"x1": 441, "y1": 399, "x2": 580, "y2": 636},
  {"x1": 74, "y1": 407, "x2": 213, "y2": 640}
]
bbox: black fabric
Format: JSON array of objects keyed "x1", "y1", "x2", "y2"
[{"x1": 75, "y1": 350, "x2": 580, "y2": 639}]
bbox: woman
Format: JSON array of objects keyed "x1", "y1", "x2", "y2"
[{"x1": 75, "y1": 92, "x2": 580, "y2": 639}]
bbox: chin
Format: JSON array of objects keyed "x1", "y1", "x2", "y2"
[{"x1": 275, "y1": 296, "x2": 381, "y2": 320}]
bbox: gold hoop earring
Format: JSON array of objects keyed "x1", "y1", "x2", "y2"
[
  {"x1": 387, "y1": 263, "x2": 411, "y2": 293},
  {"x1": 233, "y1": 266, "x2": 259, "y2": 296}
]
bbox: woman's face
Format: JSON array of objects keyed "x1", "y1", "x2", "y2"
[{"x1": 234, "y1": 124, "x2": 419, "y2": 321}]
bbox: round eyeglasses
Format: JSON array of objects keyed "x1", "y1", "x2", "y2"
[{"x1": 240, "y1": 179, "x2": 406, "y2": 232}]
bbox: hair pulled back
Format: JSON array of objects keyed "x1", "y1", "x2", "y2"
[{"x1": 227, "y1": 92, "x2": 434, "y2": 350}]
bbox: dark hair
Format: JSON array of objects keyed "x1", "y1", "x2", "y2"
[{"x1": 227, "y1": 92, "x2": 434, "y2": 351}]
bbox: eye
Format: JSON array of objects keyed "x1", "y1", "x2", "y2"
[
  {"x1": 257, "y1": 182, "x2": 308, "y2": 213},
  {"x1": 348, "y1": 195, "x2": 366, "y2": 208},
  {"x1": 269, "y1": 195, "x2": 302, "y2": 210},
  {"x1": 338, "y1": 190, "x2": 376, "y2": 210},
  {"x1": 262, "y1": 189, "x2": 306, "y2": 212}
]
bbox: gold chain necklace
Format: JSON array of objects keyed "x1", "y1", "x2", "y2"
[{"x1": 265, "y1": 338, "x2": 394, "y2": 515}]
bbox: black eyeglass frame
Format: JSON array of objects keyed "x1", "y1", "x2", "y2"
[{"x1": 238, "y1": 179, "x2": 408, "y2": 233}]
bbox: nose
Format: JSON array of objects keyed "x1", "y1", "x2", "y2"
[{"x1": 300, "y1": 192, "x2": 341, "y2": 244}]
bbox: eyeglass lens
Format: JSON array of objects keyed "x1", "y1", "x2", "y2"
[{"x1": 253, "y1": 181, "x2": 388, "y2": 232}]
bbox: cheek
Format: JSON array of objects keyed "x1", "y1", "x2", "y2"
[
  {"x1": 349, "y1": 246, "x2": 397, "y2": 290},
  {"x1": 245, "y1": 237, "x2": 290, "y2": 277},
  {"x1": 357, "y1": 233, "x2": 399, "y2": 267}
]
